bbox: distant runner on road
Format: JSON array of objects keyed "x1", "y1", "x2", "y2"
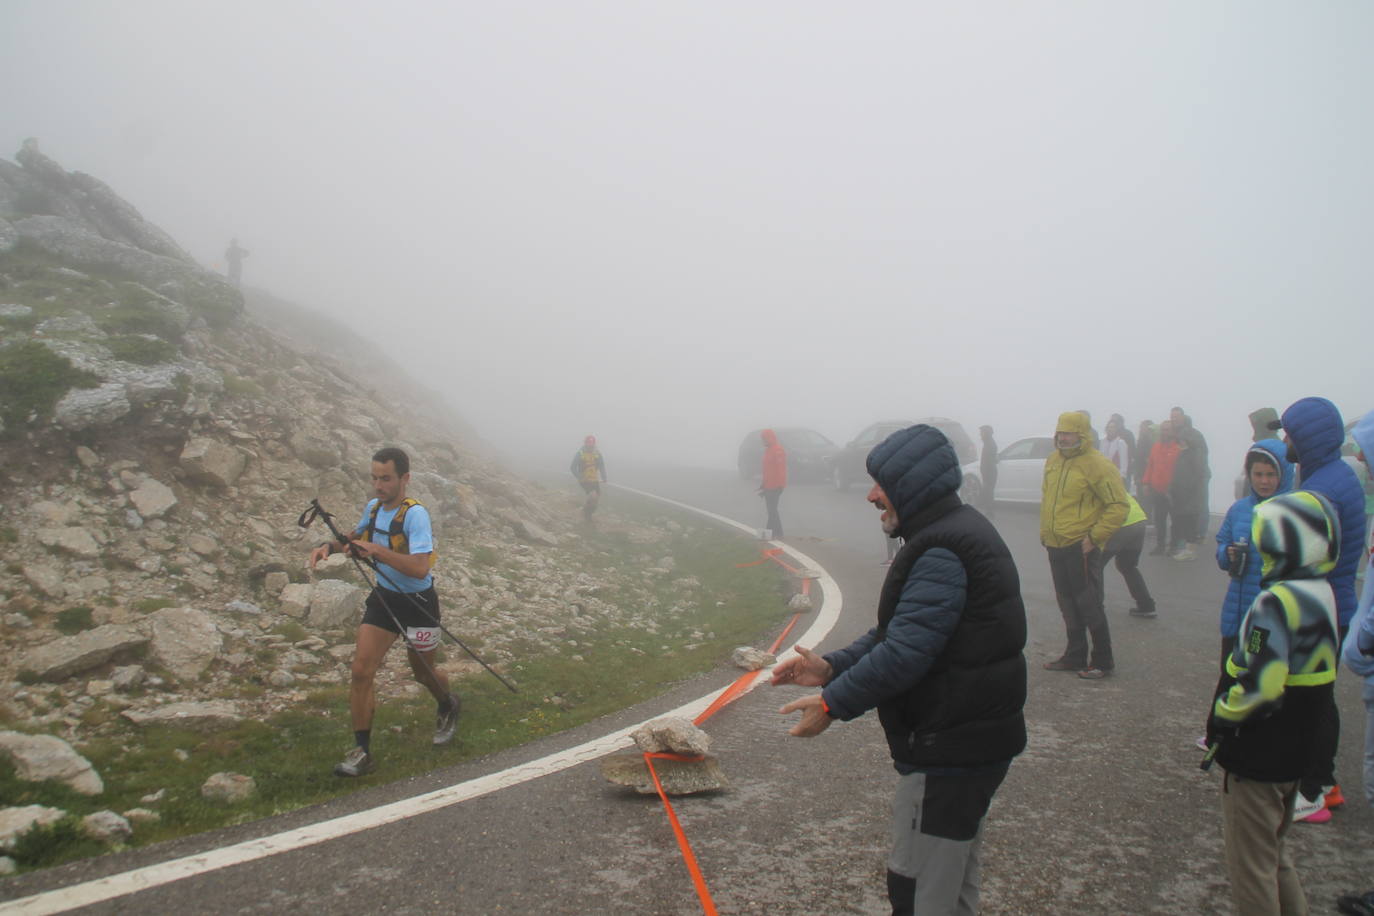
[{"x1": 570, "y1": 435, "x2": 607, "y2": 521}]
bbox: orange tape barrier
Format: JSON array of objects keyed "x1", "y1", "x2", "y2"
[
  {"x1": 645, "y1": 752, "x2": 719, "y2": 916},
  {"x1": 651, "y1": 544, "x2": 819, "y2": 914}
]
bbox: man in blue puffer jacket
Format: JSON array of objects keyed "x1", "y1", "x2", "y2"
[
  {"x1": 1214, "y1": 439, "x2": 1295, "y2": 653},
  {"x1": 774, "y1": 425, "x2": 1027, "y2": 916},
  {"x1": 1276, "y1": 396, "x2": 1368, "y2": 819}
]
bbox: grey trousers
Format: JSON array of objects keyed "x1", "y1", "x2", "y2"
[
  {"x1": 1220, "y1": 770, "x2": 1307, "y2": 916},
  {"x1": 888, "y1": 763, "x2": 1009, "y2": 916}
]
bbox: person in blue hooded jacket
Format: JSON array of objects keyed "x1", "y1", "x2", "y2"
[
  {"x1": 1214, "y1": 439, "x2": 1295, "y2": 654},
  {"x1": 1276, "y1": 397, "x2": 1369, "y2": 821},
  {"x1": 773, "y1": 425, "x2": 1026, "y2": 916}
]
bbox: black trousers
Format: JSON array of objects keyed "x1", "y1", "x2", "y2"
[
  {"x1": 1148, "y1": 488, "x2": 1171, "y2": 551},
  {"x1": 1102, "y1": 521, "x2": 1155, "y2": 614},
  {"x1": 762, "y1": 488, "x2": 783, "y2": 538},
  {"x1": 1046, "y1": 543, "x2": 1113, "y2": 669}
]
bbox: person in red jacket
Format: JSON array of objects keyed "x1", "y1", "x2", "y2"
[
  {"x1": 759, "y1": 429, "x2": 787, "y2": 538},
  {"x1": 1142, "y1": 420, "x2": 1181, "y2": 555}
]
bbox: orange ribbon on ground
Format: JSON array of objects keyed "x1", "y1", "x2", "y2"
[{"x1": 649, "y1": 544, "x2": 819, "y2": 915}]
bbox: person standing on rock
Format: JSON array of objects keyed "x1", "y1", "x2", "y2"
[
  {"x1": 225, "y1": 238, "x2": 248, "y2": 288},
  {"x1": 773, "y1": 424, "x2": 1027, "y2": 916},
  {"x1": 759, "y1": 428, "x2": 786, "y2": 538},
  {"x1": 570, "y1": 435, "x2": 607, "y2": 521},
  {"x1": 308, "y1": 447, "x2": 460, "y2": 777}
]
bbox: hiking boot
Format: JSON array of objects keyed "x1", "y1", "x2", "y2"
[
  {"x1": 1043, "y1": 657, "x2": 1083, "y2": 671},
  {"x1": 1292, "y1": 790, "x2": 1329, "y2": 823},
  {"x1": 1324, "y1": 784, "x2": 1345, "y2": 809},
  {"x1": 1128, "y1": 607, "x2": 1158, "y2": 618},
  {"x1": 1077, "y1": 667, "x2": 1112, "y2": 680},
  {"x1": 333, "y1": 746, "x2": 374, "y2": 777},
  {"x1": 434, "y1": 693, "x2": 461, "y2": 746}
]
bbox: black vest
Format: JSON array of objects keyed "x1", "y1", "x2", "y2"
[{"x1": 877, "y1": 497, "x2": 1028, "y2": 768}]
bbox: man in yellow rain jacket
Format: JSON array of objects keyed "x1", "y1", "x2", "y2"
[{"x1": 1041, "y1": 411, "x2": 1130, "y2": 679}]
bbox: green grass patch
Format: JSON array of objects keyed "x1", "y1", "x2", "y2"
[
  {"x1": 54, "y1": 606, "x2": 95, "y2": 635},
  {"x1": 0, "y1": 340, "x2": 100, "y2": 430},
  {"x1": 104, "y1": 334, "x2": 178, "y2": 366},
  {"x1": 273, "y1": 621, "x2": 308, "y2": 643},
  {"x1": 3, "y1": 491, "x2": 796, "y2": 873},
  {"x1": 222, "y1": 375, "x2": 265, "y2": 398},
  {"x1": 132, "y1": 598, "x2": 176, "y2": 614}
]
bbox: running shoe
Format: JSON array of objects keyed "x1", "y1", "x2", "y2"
[
  {"x1": 434, "y1": 693, "x2": 461, "y2": 746},
  {"x1": 1128, "y1": 607, "x2": 1158, "y2": 618},
  {"x1": 1292, "y1": 791, "x2": 1330, "y2": 823},
  {"x1": 1077, "y1": 667, "x2": 1112, "y2": 680},
  {"x1": 1171, "y1": 547, "x2": 1197, "y2": 561},
  {"x1": 1195, "y1": 735, "x2": 1209, "y2": 751},
  {"x1": 333, "y1": 746, "x2": 374, "y2": 777},
  {"x1": 1324, "y1": 784, "x2": 1345, "y2": 809}
]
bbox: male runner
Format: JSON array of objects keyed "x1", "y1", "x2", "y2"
[{"x1": 309, "y1": 447, "x2": 460, "y2": 777}]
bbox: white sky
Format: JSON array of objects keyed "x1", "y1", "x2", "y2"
[{"x1": 3, "y1": 1, "x2": 1371, "y2": 487}]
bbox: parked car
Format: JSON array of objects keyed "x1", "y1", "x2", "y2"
[
  {"x1": 737, "y1": 428, "x2": 840, "y2": 483},
  {"x1": 959, "y1": 436, "x2": 1055, "y2": 505},
  {"x1": 830, "y1": 418, "x2": 977, "y2": 490}
]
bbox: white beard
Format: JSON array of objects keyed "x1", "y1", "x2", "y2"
[{"x1": 881, "y1": 513, "x2": 900, "y2": 536}]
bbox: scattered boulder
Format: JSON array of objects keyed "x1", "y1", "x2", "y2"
[
  {"x1": 514, "y1": 519, "x2": 558, "y2": 547},
  {"x1": 0, "y1": 805, "x2": 66, "y2": 852},
  {"x1": 122, "y1": 700, "x2": 242, "y2": 731},
  {"x1": 178, "y1": 437, "x2": 246, "y2": 488},
  {"x1": 128, "y1": 478, "x2": 177, "y2": 520},
  {"x1": 201, "y1": 772, "x2": 256, "y2": 803},
  {"x1": 278, "y1": 583, "x2": 312, "y2": 618},
  {"x1": 53, "y1": 382, "x2": 130, "y2": 431},
  {"x1": 110, "y1": 665, "x2": 145, "y2": 690},
  {"x1": 0, "y1": 732, "x2": 103, "y2": 795},
  {"x1": 307, "y1": 579, "x2": 364, "y2": 628},
  {"x1": 600, "y1": 752, "x2": 728, "y2": 796},
  {"x1": 21, "y1": 561, "x2": 67, "y2": 599},
  {"x1": 787, "y1": 593, "x2": 814, "y2": 612},
  {"x1": 20, "y1": 624, "x2": 147, "y2": 681},
  {"x1": 36, "y1": 527, "x2": 100, "y2": 559},
  {"x1": 631, "y1": 716, "x2": 711, "y2": 756},
  {"x1": 122, "y1": 808, "x2": 160, "y2": 824},
  {"x1": 81, "y1": 810, "x2": 132, "y2": 843},
  {"x1": 147, "y1": 607, "x2": 222, "y2": 681},
  {"x1": 731, "y1": 646, "x2": 776, "y2": 671}
]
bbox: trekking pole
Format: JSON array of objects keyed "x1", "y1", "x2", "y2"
[{"x1": 298, "y1": 499, "x2": 517, "y2": 693}]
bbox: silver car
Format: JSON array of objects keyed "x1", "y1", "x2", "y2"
[{"x1": 959, "y1": 436, "x2": 1055, "y2": 505}]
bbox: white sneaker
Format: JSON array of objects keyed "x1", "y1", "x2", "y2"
[
  {"x1": 1171, "y1": 547, "x2": 1197, "y2": 561},
  {"x1": 1291, "y1": 790, "x2": 1328, "y2": 822}
]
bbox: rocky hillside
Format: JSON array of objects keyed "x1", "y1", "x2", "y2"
[{"x1": 0, "y1": 142, "x2": 696, "y2": 746}]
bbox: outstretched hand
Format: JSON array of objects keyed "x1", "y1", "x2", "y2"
[
  {"x1": 779, "y1": 694, "x2": 834, "y2": 737},
  {"x1": 770, "y1": 645, "x2": 833, "y2": 687}
]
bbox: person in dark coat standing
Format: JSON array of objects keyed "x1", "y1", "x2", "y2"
[
  {"x1": 225, "y1": 238, "x2": 248, "y2": 288},
  {"x1": 774, "y1": 425, "x2": 1026, "y2": 916},
  {"x1": 978, "y1": 425, "x2": 998, "y2": 516},
  {"x1": 1168, "y1": 427, "x2": 1208, "y2": 560}
]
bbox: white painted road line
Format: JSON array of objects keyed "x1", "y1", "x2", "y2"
[{"x1": 1, "y1": 488, "x2": 842, "y2": 916}]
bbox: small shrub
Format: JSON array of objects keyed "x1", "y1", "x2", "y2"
[
  {"x1": 222, "y1": 375, "x2": 265, "y2": 398},
  {"x1": 133, "y1": 598, "x2": 176, "y2": 614},
  {"x1": 9, "y1": 816, "x2": 103, "y2": 868},
  {"x1": 54, "y1": 606, "x2": 95, "y2": 635},
  {"x1": 0, "y1": 527, "x2": 18, "y2": 543},
  {"x1": 0, "y1": 341, "x2": 100, "y2": 430},
  {"x1": 105, "y1": 335, "x2": 177, "y2": 366},
  {"x1": 470, "y1": 545, "x2": 501, "y2": 567},
  {"x1": 16, "y1": 670, "x2": 42, "y2": 685},
  {"x1": 274, "y1": 621, "x2": 308, "y2": 643}
]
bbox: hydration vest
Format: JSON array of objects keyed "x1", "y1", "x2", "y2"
[{"x1": 365, "y1": 497, "x2": 434, "y2": 570}]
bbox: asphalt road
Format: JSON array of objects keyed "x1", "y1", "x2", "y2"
[{"x1": 3, "y1": 466, "x2": 1371, "y2": 915}]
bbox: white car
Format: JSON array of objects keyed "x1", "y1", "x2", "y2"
[{"x1": 959, "y1": 436, "x2": 1055, "y2": 505}]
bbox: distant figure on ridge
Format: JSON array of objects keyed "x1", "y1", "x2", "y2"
[
  {"x1": 225, "y1": 238, "x2": 249, "y2": 288},
  {"x1": 979, "y1": 425, "x2": 998, "y2": 516},
  {"x1": 758, "y1": 429, "x2": 787, "y2": 539}
]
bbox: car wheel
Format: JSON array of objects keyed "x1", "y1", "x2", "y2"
[
  {"x1": 961, "y1": 475, "x2": 981, "y2": 506},
  {"x1": 832, "y1": 464, "x2": 848, "y2": 491}
]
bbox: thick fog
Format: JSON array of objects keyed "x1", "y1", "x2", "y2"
[{"x1": 4, "y1": 2, "x2": 1371, "y2": 492}]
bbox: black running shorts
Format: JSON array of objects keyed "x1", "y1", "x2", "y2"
[{"x1": 361, "y1": 586, "x2": 441, "y2": 651}]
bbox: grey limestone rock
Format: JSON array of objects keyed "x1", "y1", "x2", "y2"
[
  {"x1": 80, "y1": 810, "x2": 132, "y2": 842},
  {"x1": 147, "y1": 607, "x2": 222, "y2": 681},
  {"x1": 128, "y1": 478, "x2": 177, "y2": 519},
  {"x1": 54, "y1": 382, "x2": 130, "y2": 431},
  {"x1": 21, "y1": 625, "x2": 147, "y2": 681},
  {"x1": 36, "y1": 526, "x2": 100, "y2": 559},
  {"x1": 0, "y1": 805, "x2": 66, "y2": 853},
  {"x1": 0, "y1": 731, "x2": 103, "y2": 795},
  {"x1": 200, "y1": 772, "x2": 256, "y2": 803},
  {"x1": 731, "y1": 646, "x2": 776, "y2": 671},
  {"x1": 179, "y1": 437, "x2": 246, "y2": 488},
  {"x1": 599, "y1": 752, "x2": 728, "y2": 796},
  {"x1": 307, "y1": 578, "x2": 364, "y2": 628},
  {"x1": 279, "y1": 583, "x2": 312, "y2": 618},
  {"x1": 630, "y1": 716, "x2": 712, "y2": 756},
  {"x1": 121, "y1": 700, "x2": 242, "y2": 730}
]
